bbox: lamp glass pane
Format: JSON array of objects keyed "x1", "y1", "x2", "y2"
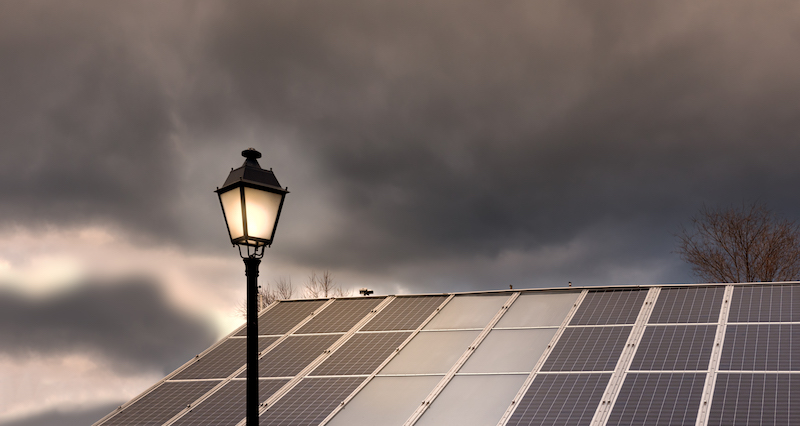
[
  {"x1": 243, "y1": 187, "x2": 283, "y2": 241},
  {"x1": 219, "y1": 188, "x2": 244, "y2": 240}
]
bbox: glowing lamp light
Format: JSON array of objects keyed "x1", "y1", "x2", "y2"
[{"x1": 216, "y1": 148, "x2": 289, "y2": 248}]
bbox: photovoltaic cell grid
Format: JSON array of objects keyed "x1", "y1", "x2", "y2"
[
  {"x1": 236, "y1": 299, "x2": 327, "y2": 336},
  {"x1": 709, "y1": 373, "x2": 800, "y2": 426},
  {"x1": 506, "y1": 373, "x2": 611, "y2": 426},
  {"x1": 259, "y1": 376, "x2": 364, "y2": 426},
  {"x1": 295, "y1": 297, "x2": 384, "y2": 334},
  {"x1": 649, "y1": 286, "x2": 725, "y2": 323},
  {"x1": 541, "y1": 326, "x2": 632, "y2": 371},
  {"x1": 237, "y1": 334, "x2": 341, "y2": 378},
  {"x1": 719, "y1": 324, "x2": 800, "y2": 371},
  {"x1": 729, "y1": 284, "x2": 800, "y2": 323},
  {"x1": 361, "y1": 296, "x2": 447, "y2": 331},
  {"x1": 607, "y1": 373, "x2": 706, "y2": 426},
  {"x1": 570, "y1": 290, "x2": 647, "y2": 325},
  {"x1": 630, "y1": 325, "x2": 716, "y2": 371},
  {"x1": 310, "y1": 332, "x2": 412, "y2": 376},
  {"x1": 174, "y1": 337, "x2": 278, "y2": 380},
  {"x1": 172, "y1": 379, "x2": 288, "y2": 426},
  {"x1": 100, "y1": 380, "x2": 220, "y2": 426}
]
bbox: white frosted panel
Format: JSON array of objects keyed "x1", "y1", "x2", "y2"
[
  {"x1": 380, "y1": 330, "x2": 479, "y2": 374},
  {"x1": 460, "y1": 329, "x2": 556, "y2": 373},
  {"x1": 243, "y1": 187, "x2": 283, "y2": 240},
  {"x1": 415, "y1": 375, "x2": 526, "y2": 426},
  {"x1": 327, "y1": 376, "x2": 441, "y2": 426},
  {"x1": 424, "y1": 295, "x2": 507, "y2": 330},
  {"x1": 220, "y1": 189, "x2": 244, "y2": 240},
  {"x1": 496, "y1": 292, "x2": 579, "y2": 328}
]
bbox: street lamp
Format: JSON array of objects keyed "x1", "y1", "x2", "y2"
[{"x1": 216, "y1": 148, "x2": 288, "y2": 425}]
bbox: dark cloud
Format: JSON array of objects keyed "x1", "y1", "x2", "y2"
[
  {"x1": 0, "y1": 402, "x2": 121, "y2": 426},
  {"x1": 3, "y1": 0, "x2": 800, "y2": 286},
  {"x1": 0, "y1": 279, "x2": 216, "y2": 374},
  {"x1": 198, "y1": 0, "x2": 800, "y2": 278}
]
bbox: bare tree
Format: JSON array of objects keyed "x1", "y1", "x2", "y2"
[
  {"x1": 676, "y1": 203, "x2": 800, "y2": 283},
  {"x1": 237, "y1": 277, "x2": 295, "y2": 318},
  {"x1": 304, "y1": 270, "x2": 350, "y2": 298}
]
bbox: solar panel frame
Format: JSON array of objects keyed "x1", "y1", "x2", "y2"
[
  {"x1": 171, "y1": 379, "x2": 289, "y2": 426},
  {"x1": 570, "y1": 290, "x2": 647, "y2": 325},
  {"x1": 629, "y1": 325, "x2": 716, "y2": 371},
  {"x1": 237, "y1": 334, "x2": 342, "y2": 378},
  {"x1": 295, "y1": 298, "x2": 384, "y2": 334},
  {"x1": 235, "y1": 299, "x2": 328, "y2": 336},
  {"x1": 173, "y1": 337, "x2": 278, "y2": 380},
  {"x1": 708, "y1": 373, "x2": 800, "y2": 426},
  {"x1": 607, "y1": 372, "x2": 706, "y2": 426},
  {"x1": 719, "y1": 324, "x2": 800, "y2": 371},
  {"x1": 360, "y1": 296, "x2": 448, "y2": 331},
  {"x1": 309, "y1": 331, "x2": 412, "y2": 376},
  {"x1": 505, "y1": 373, "x2": 611, "y2": 426},
  {"x1": 99, "y1": 381, "x2": 220, "y2": 426},
  {"x1": 649, "y1": 286, "x2": 725, "y2": 324},
  {"x1": 728, "y1": 284, "x2": 800, "y2": 323},
  {"x1": 541, "y1": 326, "x2": 632, "y2": 372},
  {"x1": 258, "y1": 376, "x2": 364, "y2": 426}
]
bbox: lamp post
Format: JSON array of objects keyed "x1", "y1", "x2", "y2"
[{"x1": 216, "y1": 148, "x2": 288, "y2": 425}]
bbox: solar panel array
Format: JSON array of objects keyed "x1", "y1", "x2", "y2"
[{"x1": 95, "y1": 283, "x2": 800, "y2": 426}]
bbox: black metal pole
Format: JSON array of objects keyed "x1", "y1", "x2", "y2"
[{"x1": 244, "y1": 256, "x2": 262, "y2": 426}]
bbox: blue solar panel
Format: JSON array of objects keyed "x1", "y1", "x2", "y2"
[
  {"x1": 719, "y1": 324, "x2": 800, "y2": 371},
  {"x1": 709, "y1": 373, "x2": 800, "y2": 426},
  {"x1": 729, "y1": 284, "x2": 800, "y2": 323},
  {"x1": 541, "y1": 326, "x2": 631, "y2": 371},
  {"x1": 650, "y1": 287, "x2": 724, "y2": 323},
  {"x1": 608, "y1": 373, "x2": 705, "y2": 425},
  {"x1": 630, "y1": 325, "x2": 716, "y2": 371},
  {"x1": 571, "y1": 290, "x2": 647, "y2": 325},
  {"x1": 506, "y1": 373, "x2": 610, "y2": 426}
]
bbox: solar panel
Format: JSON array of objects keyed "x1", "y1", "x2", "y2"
[
  {"x1": 259, "y1": 377, "x2": 364, "y2": 426},
  {"x1": 607, "y1": 373, "x2": 705, "y2": 425},
  {"x1": 172, "y1": 379, "x2": 288, "y2": 426},
  {"x1": 649, "y1": 287, "x2": 725, "y2": 324},
  {"x1": 295, "y1": 298, "x2": 384, "y2": 334},
  {"x1": 174, "y1": 337, "x2": 278, "y2": 380},
  {"x1": 235, "y1": 299, "x2": 327, "y2": 336},
  {"x1": 570, "y1": 290, "x2": 647, "y2": 325},
  {"x1": 423, "y1": 294, "x2": 508, "y2": 330},
  {"x1": 630, "y1": 325, "x2": 716, "y2": 371},
  {"x1": 379, "y1": 330, "x2": 479, "y2": 375},
  {"x1": 415, "y1": 375, "x2": 526, "y2": 426},
  {"x1": 541, "y1": 326, "x2": 632, "y2": 371},
  {"x1": 361, "y1": 296, "x2": 447, "y2": 331},
  {"x1": 505, "y1": 373, "x2": 611, "y2": 426},
  {"x1": 708, "y1": 373, "x2": 800, "y2": 426},
  {"x1": 729, "y1": 284, "x2": 800, "y2": 323},
  {"x1": 459, "y1": 328, "x2": 556, "y2": 374},
  {"x1": 309, "y1": 332, "x2": 411, "y2": 376},
  {"x1": 326, "y1": 376, "x2": 442, "y2": 426},
  {"x1": 496, "y1": 291, "x2": 580, "y2": 328},
  {"x1": 99, "y1": 381, "x2": 220, "y2": 426},
  {"x1": 719, "y1": 324, "x2": 800, "y2": 371},
  {"x1": 101, "y1": 283, "x2": 800, "y2": 426},
  {"x1": 237, "y1": 334, "x2": 341, "y2": 378}
]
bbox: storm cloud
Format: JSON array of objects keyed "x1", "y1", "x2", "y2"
[
  {"x1": 4, "y1": 0, "x2": 800, "y2": 423},
  {"x1": 3, "y1": 0, "x2": 800, "y2": 286},
  {"x1": 0, "y1": 278, "x2": 216, "y2": 373}
]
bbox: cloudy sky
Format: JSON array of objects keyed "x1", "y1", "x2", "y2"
[{"x1": 2, "y1": 0, "x2": 800, "y2": 424}]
